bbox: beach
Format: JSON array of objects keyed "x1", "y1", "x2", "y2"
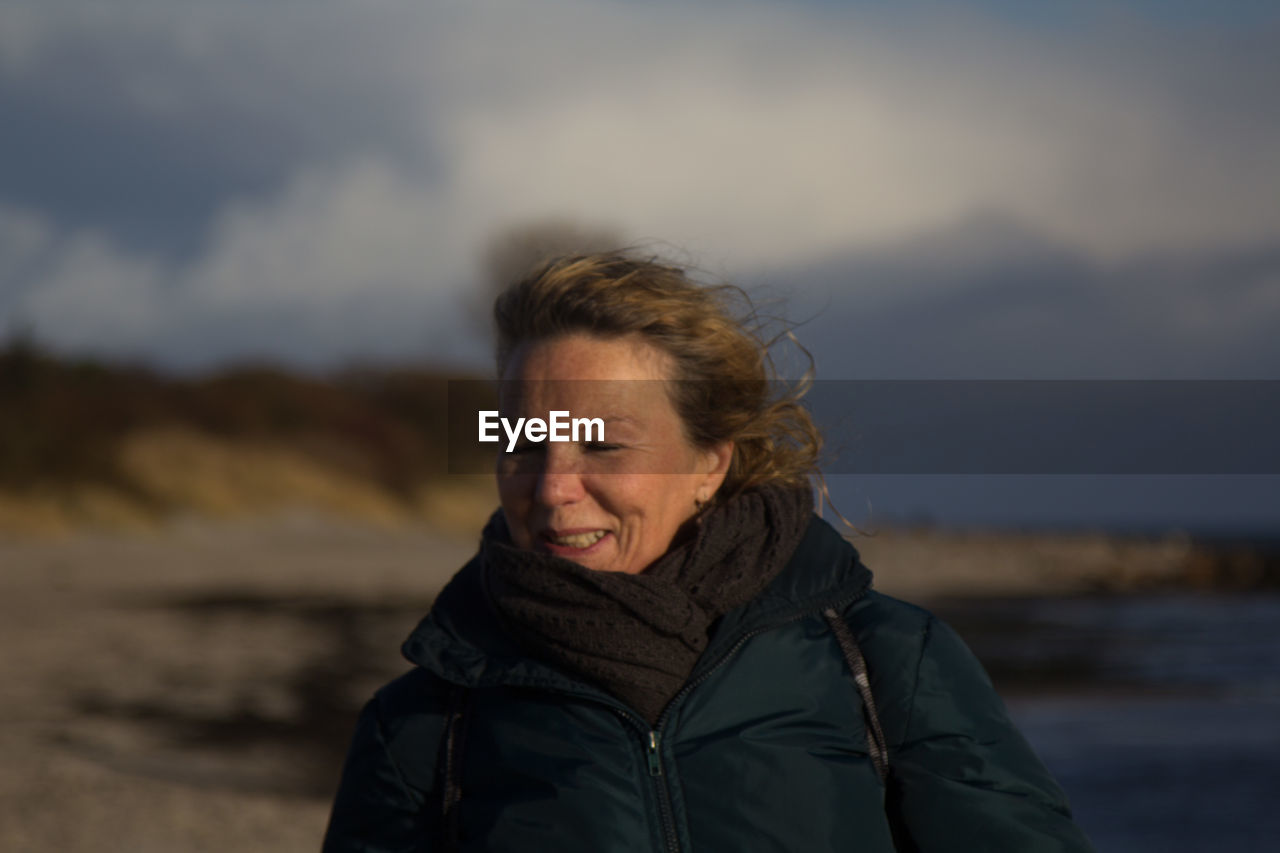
[{"x1": 0, "y1": 513, "x2": 1270, "y2": 851}]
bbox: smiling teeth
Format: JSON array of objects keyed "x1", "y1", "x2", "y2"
[{"x1": 551, "y1": 530, "x2": 607, "y2": 548}]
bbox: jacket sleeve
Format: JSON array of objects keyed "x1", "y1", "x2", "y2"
[
  {"x1": 322, "y1": 677, "x2": 445, "y2": 853},
  {"x1": 885, "y1": 616, "x2": 1096, "y2": 853}
]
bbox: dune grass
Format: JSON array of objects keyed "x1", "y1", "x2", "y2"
[{"x1": 0, "y1": 337, "x2": 497, "y2": 533}]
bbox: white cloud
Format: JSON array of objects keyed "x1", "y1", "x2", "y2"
[
  {"x1": 189, "y1": 160, "x2": 462, "y2": 306},
  {"x1": 0, "y1": 205, "x2": 54, "y2": 286},
  {"x1": 18, "y1": 230, "x2": 169, "y2": 352},
  {"x1": 3, "y1": 159, "x2": 488, "y2": 368},
  {"x1": 406, "y1": 1, "x2": 1280, "y2": 264}
]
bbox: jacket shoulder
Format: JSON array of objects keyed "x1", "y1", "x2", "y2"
[
  {"x1": 834, "y1": 591, "x2": 935, "y2": 749},
  {"x1": 833, "y1": 592, "x2": 1095, "y2": 850},
  {"x1": 846, "y1": 589, "x2": 935, "y2": 636}
]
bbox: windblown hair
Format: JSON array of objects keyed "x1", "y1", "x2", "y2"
[{"x1": 493, "y1": 252, "x2": 822, "y2": 499}]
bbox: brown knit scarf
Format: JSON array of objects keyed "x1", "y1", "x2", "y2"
[{"x1": 483, "y1": 483, "x2": 813, "y2": 725}]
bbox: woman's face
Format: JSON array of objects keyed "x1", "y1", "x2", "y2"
[{"x1": 497, "y1": 333, "x2": 732, "y2": 574}]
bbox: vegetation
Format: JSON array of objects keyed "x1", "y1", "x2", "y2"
[{"x1": 0, "y1": 337, "x2": 497, "y2": 531}]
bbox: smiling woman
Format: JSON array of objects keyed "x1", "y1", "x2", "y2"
[
  {"x1": 495, "y1": 333, "x2": 733, "y2": 575},
  {"x1": 322, "y1": 252, "x2": 1096, "y2": 852}
]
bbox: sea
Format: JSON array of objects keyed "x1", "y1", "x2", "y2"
[{"x1": 934, "y1": 593, "x2": 1280, "y2": 852}]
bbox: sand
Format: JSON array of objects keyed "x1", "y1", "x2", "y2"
[{"x1": 0, "y1": 515, "x2": 472, "y2": 853}]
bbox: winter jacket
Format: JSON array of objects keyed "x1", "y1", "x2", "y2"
[{"x1": 323, "y1": 516, "x2": 1096, "y2": 852}]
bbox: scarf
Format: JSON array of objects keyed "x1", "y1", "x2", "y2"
[{"x1": 482, "y1": 483, "x2": 813, "y2": 725}]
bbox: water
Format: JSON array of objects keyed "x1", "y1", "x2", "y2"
[{"x1": 935, "y1": 595, "x2": 1280, "y2": 852}]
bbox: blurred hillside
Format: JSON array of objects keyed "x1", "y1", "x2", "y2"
[
  {"x1": 3, "y1": 335, "x2": 1276, "y2": 586},
  {"x1": 0, "y1": 337, "x2": 497, "y2": 536}
]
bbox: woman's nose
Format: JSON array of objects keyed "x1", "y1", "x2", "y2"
[
  {"x1": 534, "y1": 470, "x2": 586, "y2": 506},
  {"x1": 533, "y1": 447, "x2": 586, "y2": 505}
]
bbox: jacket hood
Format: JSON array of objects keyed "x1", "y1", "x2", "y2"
[{"x1": 401, "y1": 513, "x2": 872, "y2": 693}]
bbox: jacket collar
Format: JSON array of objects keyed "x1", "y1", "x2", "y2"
[{"x1": 401, "y1": 514, "x2": 872, "y2": 692}]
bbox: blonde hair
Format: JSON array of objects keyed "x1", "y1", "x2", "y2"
[{"x1": 493, "y1": 252, "x2": 821, "y2": 499}]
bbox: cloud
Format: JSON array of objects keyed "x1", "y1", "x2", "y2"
[
  {"x1": 0, "y1": 205, "x2": 54, "y2": 292},
  {"x1": 0, "y1": 1, "x2": 443, "y2": 258},
  {"x1": 1, "y1": 0, "x2": 1278, "y2": 367},
  {"x1": 3, "y1": 160, "x2": 492, "y2": 369},
  {"x1": 775, "y1": 213, "x2": 1280, "y2": 378}
]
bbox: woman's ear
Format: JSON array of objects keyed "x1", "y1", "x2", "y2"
[{"x1": 695, "y1": 441, "x2": 734, "y2": 501}]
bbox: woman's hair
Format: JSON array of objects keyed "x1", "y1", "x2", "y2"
[{"x1": 493, "y1": 252, "x2": 822, "y2": 498}]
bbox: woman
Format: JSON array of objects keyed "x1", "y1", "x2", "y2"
[{"x1": 323, "y1": 253, "x2": 1095, "y2": 852}]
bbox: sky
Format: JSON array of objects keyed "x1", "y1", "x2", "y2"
[{"x1": 2, "y1": 0, "x2": 1278, "y2": 529}]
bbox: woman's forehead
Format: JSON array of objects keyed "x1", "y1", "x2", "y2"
[
  {"x1": 500, "y1": 380, "x2": 671, "y2": 420},
  {"x1": 498, "y1": 334, "x2": 687, "y2": 427}
]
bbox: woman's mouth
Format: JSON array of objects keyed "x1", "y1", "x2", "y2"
[{"x1": 540, "y1": 529, "x2": 612, "y2": 556}]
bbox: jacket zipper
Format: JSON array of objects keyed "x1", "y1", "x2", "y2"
[
  {"x1": 645, "y1": 730, "x2": 680, "y2": 853},
  {"x1": 646, "y1": 731, "x2": 663, "y2": 777},
  {"x1": 639, "y1": 625, "x2": 782, "y2": 853},
  {"x1": 638, "y1": 586, "x2": 873, "y2": 853},
  {"x1": 597, "y1": 710, "x2": 679, "y2": 853}
]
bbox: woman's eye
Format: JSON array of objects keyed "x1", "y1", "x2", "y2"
[
  {"x1": 584, "y1": 442, "x2": 621, "y2": 452},
  {"x1": 506, "y1": 442, "x2": 542, "y2": 455}
]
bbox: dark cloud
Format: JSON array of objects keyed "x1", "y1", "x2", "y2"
[
  {"x1": 1, "y1": 75, "x2": 279, "y2": 258},
  {"x1": 0, "y1": 7, "x2": 436, "y2": 260},
  {"x1": 774, "y1": 214, "x2": 1280, "y2": 379}
]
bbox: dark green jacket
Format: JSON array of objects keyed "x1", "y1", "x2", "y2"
[{"x1": 323, "y1": 517, "x2": 1095, "y2": 852}]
